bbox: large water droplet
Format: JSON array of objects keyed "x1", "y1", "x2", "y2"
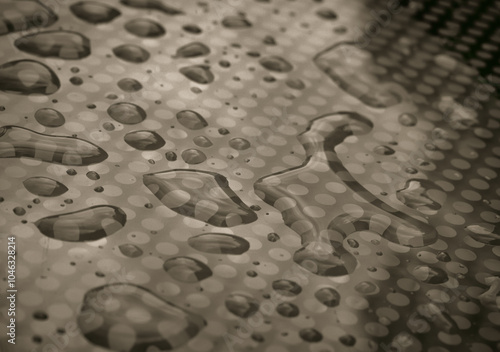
[
  {"x1": 117, "y1": 78, "x2": 143, "y2": 92},
  {"x1": 259, "y1": 56, "x2": 293, "y2": 72},
  {"x1": 113, "y1": 44, "x2": 150, "y2": 63},
  {"x1": 70, "y1": 1, "x2": 120, "y2": 23},
  {"x1": 222, "y1": 16, "x2": 252, "y2": 28},
  {"x1": 35, "y1": 205, "x2": 126, "y2": 241},
  {"x1": 143, "y1": 170, "x2": 257, "y2": 227},
  {"x1": 163, "y1": 256, "x2": 212, "y2": 282},
  {"x1": 107, "y1": 102, "x2": 147, "y2": 124},
  {"x1": 23, "y1": 177, "x2": 68, "y2": 197},
  {"x1": 124, "y1": 130, "x2": 165, "y2": 150},
  {"x1": 411, "y1": 265, "x2": 449, "y2": 284},
  {"x1": 0, "y1": 1, "x2": 58, "y2": 35},
  {"x1": 174, "y1": 42, "x2": 210, "y2": 58},
  {"x1": 181, "y1": 148, "x2": 206, "y2": 164},
  {"x1": 272, "y1": 280, "x2": 302, "y2": 297},
  {"x1": 276, "y1": 302, "x2": 299, "y2": 317},
  {"x1": 188, "y1": 233, "x2": 250, "y2": 254},
  {"x1": 34, "y1": 108, "x2": 65, "y2": 127},
  {"x1": 314, "y1": 287, "x2": 340, "y2": 307},
  {"x1": 15, "y1": 31, "x2": 91, "y2": 60},
  {"x1": 225, "y1": 293, "x2": 259, "y2": 318},
  {"x1": 118, "y1": 243, "x2": 143, "y2": 258},
  {"x1": 0, "y1": 126, "x2": 108, "y2": 165},
  {"x1": 228, "y1": 137, "x2": 250, "y2": 150},
  {"x1": 124, "y1": 18, "x2": 165, "y2": 37},
  {"x1": 120, "y1": 0, "x2": 183, "y2": 15},
  {"x1": 396, "y1": 179, "x2": 445, "y2": 215},
  {"x1": 180, "y1": 65, "x2": 214, "y2": 84},
  {"x1": 77, "y1": 284, "x2": 205, "y2": 351},
  {"x1": 176, "y1": 110, "x2": 208, "y2": 130},
  {"x1": 0, "y1": 60, "x2": 60, "y2": 95}
]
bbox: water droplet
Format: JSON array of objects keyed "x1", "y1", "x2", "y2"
[
  {"x1": 70, "y1": 1, "x2": 120, "y2": 23},
  {"x1": 263, "y1": 35, "x2": 276, "y2": 45},
  {"x1": 314, "y1": 287, "x2": 340, "y2": 307},
  {"x1": 163, "y1": 256, "x2": 212, "y2": 282},
  {"x1": 259, "y1": 56, "x2": 293, "y2": 72},
  {"x1": 339, "y1": 334, "x2": 356, "y2": 346},
  {"x1": 466, "y1": 224, "x2": 499, "y2": 245},
  {"x1": 374, "y1": 145, "x2": 395, "y2": 155},
  {"x1": 33, "y1": 311, "x2": 48, "y2": 320},
  {"x1": 272, "y1": 279, "x2": 302, "y2": 296},
  {"x1": 396, "y1": 179, "x2": 445, "y2": 215},
  {"x1": 314, "y1": 43, "x2": 401, "y2": 108},
  {"x1": 412, "y1": 265, "x2": 448, "y2": 284},
  {"x1": 23, "y1": 177, "x2": 68, "y2": 197},
  {"x1": 246, "y1": 270, "x2": 257, "y2": 277},
  {"x1": 77, "y1": 284, "x2": 204, "y2": 350},
  {"x1": 0, "y1": 60, "x2": 60, "y2": 95},
  {"x1": 0, "y1": 126, "x2": 108, "y2": 165},
  {"x1": 218, "y1": 127, "x2": 230, "y2": 135},
  {"x1": 0, "y1": 1, "x2": 57, "y2": 35},
  {"x1": 117, "y1": 78, "x2": 143, "y2": 92},
  {"x1": 316, "y1": 8, "x2": 337, "y2": 20},
  {"x1": 34, "y1": 205, "x2": 127, "y2": 241},
  {"x1": 86, "y1": 171, "x2": 100, "y2": 180},
  {"x1": 405, "y1": 167, "x2": 418, "y2": 174},
  {"x1": 347, "y1": 238, "x2": 359, "y2": 248},
  {"x1": 193, "y1": 135, "x2": 212, "y2": 148},
  {"x1": 120, "y1": 0, "x2": 183, "y2": 15},
  {"x1": 107, "y1": 102, "x2": 146, "y2": 124},
  {"x1": 181, "y1": 148, "x2": 206, "y2": 164},
  {"x1": 267, "y1": 232, "x2": 280, "y2": 242},
  {"x1": 13, "y1": 207, "x2": 26, "y2": 216},
  {"x1": 219, "y1": 60, "x2": 230, "y2": 68},
  {"x1": 124, "y1": 130, "x2": 165, "y2": 150},
  {"x1": 165, "y1": 151, "x2": 177, "y2": 161},
  {"x1": 176, "y1": 110, "x2": 208, "y2": 130},
  {"x1": 285, "y1": 78, "x2": 305, "y2": 90},
  {"x1": 299, "y1": 328, "x2": 322, "y2": 342},
  {"x1": 34, "y1": 108, "x2": 65, "y2": 127},
  {"x1": 228, "y1": 137, "x2": 251, "y2": 150},
  {"x1": 183, "y1": 24, "x2": 202, "y2": 34},
  {"x1": 225, "y1": 293, "x2": 259, "y2": 318},
  {"x1": 436, "y1": 251, "x2": 451, "y2": 262},
  {"x1": 222, "y1": 16, "x2": 252, "y2": 28},
  {"x1": 416, "y1": 303, "x2": 458, "y2": 334},
  {"x1": 69, "y1": 76, "x2": 83, "y2": 85},
  {"x1": 187, "y1": 233, "x2": 250, "y2": 254},
  {"x1": 180, "y1": 65, "x2": 214, "y2": 84},
  {"x1": 143, "y1": 170, "x2": 257, "y2": 227},
  {"x1": 118, "y1": 243, "x2": 143, "y2": 258},
  {"x1": 354, "y1": 281, "x2": 379, "y2": 295},
  {"x1": 398, "y1": 113, "x2": 417, "y2": 126},
  {"x1": 124, "y1": 18, "x2": 165, "y2": 37},
  {"x1": 276, "y1": 302, "x2": 299, "y2": 317},
  {"x1": 103, "y1": 122, "x2": 115, "y2": 131},
  {"x1": 174, "y1": 42, "x2": 210, "y2": 58},
  {"x1": 113, "y1": 44, "x2": 150, "y2": 63},
  {"x1": 15, "y1": 31, "x2": 90, "y2": 59}
]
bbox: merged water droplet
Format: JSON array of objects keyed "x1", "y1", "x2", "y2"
[
  {"x1": 176, "y1": 110, "x2": 208, "y2": 130},
  {"x1": 113, "y1": 44, "x2": 150, "y2": 63},
  {"x1": 34, "y1": 108, "x2": 65, "y2": 127},
  {"x1": 118, "y1": 243, "x2": 143, "y2": 258},
  {"x1": 276, "y1": 302, "x2": 299, "y2": 317},
  {"x1": 124, "y1": 18, "x2": 165, "y2": 37},
  {"x1": 187, "y1": 233, "x2": 250, "y2": 254},
  {"x1": 181, "y1": 148, "x2": 206, "y2": 164},
  {"x1": 225, "y1": 293, "x2": 259, "y2": 318},
  {"x1": 0, "y1": 60, "x2": 60, "y2": 95},
  {"x1": 117, "y1": 78, "x2": 143, "y2": 92},
  {"x1": 396, "y1": 179, "x2": 445, "y2": 215},
  {"x1": 124, "y1": 130, "x2": 166, "y2": 150},
  {"x1": 163, "y1": 256, "x2": 212, "y2": 283},
  {"x1": 193, "y1": 135, "x2": 213, "y2": 148},
  {"x1": 77, "y1": 284, "x2": 205, "y2": 351},
  {"x1": 34, "y1": 205, "x2": 127, "y2": 241},
  {"x1": 314, "y1": 287, "x2": 340, "y2": 307},
  {"x1": 228, "y1": 137, "x2": 251, "y2": 150},
  {"x1": 107, "y1": 102, "x2": 147, "y2": 124},
  {"x1": 180, "y1": 65, "x2": 214, "y2": 84},
  {"x1": 0, "y1": 126, "x2": 108, "y2": 165},
  {"x1": 23, "y1": 177, "x2": 68, "y2": 197},
  {"x1": 259, "y1": 56, "x2": 293, "y2": 72},
  {"x1": 120, "y1": 0, "x2": 183, "y2": 15},
  {"x1": 174, "y1": 42, "x2": 210, "y2": 58},
  {"x1": 272, "y1": 280, "x2": 302, "y2": 297},
  {"x1": 222, "y1": 16, "x2": 252, "y2": 28},
  {"x1": 143, "y1": 170, "x2": 257, "y2": 227},
  {"x1": 0, "y1": 1, "x2": 58, "y2": 35},
  {"x1": 70, "y1": 1, "x2": 120, "y2": 23},
  {"x1": 412, "y1": 266, "x2": 449, "y2": 284},
  {"x1": 15, "y1": 31, "x2": 91, "y2": 60}
]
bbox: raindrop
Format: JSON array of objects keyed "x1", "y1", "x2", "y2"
[
  {"x1": 34, "y1": 108, "x2": 65, "y2": 127},
  {"x1": 188, "y1": 233, "x2": 250, "y2": 254},
  {"x1": 23, "y1": 177, "x2": 68, "y2": 197},
  {"x1": 176, "y1": 110, "x2": 208, "y2": 130},
  {"x1": 15, "y1": 31, "x2": 90, "y2": 59},
  {"x1": 124, "y1": 18, "x2": 165, "y2": 37},
  {"x1": 0, "y1": 60, "x2": 60, "y2": 95},
  {"x1": 316, "y1": 8, "x2": 337, "y2": 20},
  {"x1": 107, "y1": 102, "x2": 146, "y2": 124},
  {"x1": 70, "y1": 1, "x2": 120, "y2": 23},
  {"x1": 267, "y1": 232, "x2": 280, "y2": 242},
  {"x1": 112, "y1": 44, "x2": 150, "y2": 63},
  {"x1": 180, "y1": 65, "x2": 214, "y2": 84},
  {"x1": 86, "y1": 171, "x2": 100, "y2": 180},
  {"x1": 124, "y1": 130, "x2": 166, "y2": 150},
  {"x1": 225, "y1": 293, "x2": 259, "y2": 318},
  {"x1": 163, "y1": 256, "x2": 212, "y2": 282},
  {"x1": 70, "y1": 76, "x2": 83, "y2": 85}
]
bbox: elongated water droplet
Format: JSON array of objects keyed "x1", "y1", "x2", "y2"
[
  {"x1": 117, "y1": 78, "x2": 143, "y2": 92},
  {"x1": 143, "y1": 170, "x2": 257, "y2": 227},
  {"x1": 23, "y1": 177, "x2": 68, "y2": 197},
  {"x1": 225, "y1": 293, "x2": 259, "y2": 318},
  {"x1": 314, "y1": 287, "x2": 340, "y2": 307},
  {"x1": 181, "y1": 148, "x2": 206, "y2": 164},
  {"x1": 107, "y1": 102, "x2": 146, "y2": 124},
  {"x1": 259, "y1": 56, "x2": 293, "y2": 72},
  {"x1": 124, "y1": 130, "x2": 165, "y2": 150},
  {"x1": 70, "y1": 1, "x2": 120, "y2": 23},
  {"x1": 188, "y1": 233, "x2": 249, "y2": 254},
  {"x1": 222, "y1": 16, "x2": 252, "y2": 28},
  {"x1": 124, "y1": 18, "x2": 165, "y2": 37},
  {"x1": 0, "y1": 1, "x2": 57, "y2": 35},
  {"x1": 276, "y1": 302, "x2": 299, "y2": 317},
  {"x1": 15, "y1": 31, "x2": 90, "y2": 60},
  {"x1": 34, "y1": 108, "x2": 65, "y2": 127},
  {"x1": 163, "y1": 256, "x2": 212, "y2": 282},
  {"x1": 272, "y1": 280, "x2": 302, "y2": 296},
  {"x1": 228, "y1": 137, "x2": 250, "y2": 150},
  {"x1": 119, "y1": 243, "x2": 143, "y2": 258},
  {"x1": 78, "y1": 284, "x2": 205, "y2": 351},
  {"x1": 183, "y1": 24, "x2": 202, "y2": 34},
  {"x1": 35, "y1": 205, "x2": 126, "y2": 241},
  {"x1": 0, "y1": 126, "x2": 108, "y2": 165},
  {"x1": 176, "y1": 110, "x2": 208, "y2": 130},
  {"x1": 120, "y1": 0, "x2": 183, "y2": 15},
  {"x1": 180, "y1": 65, "x2": 214, "y2": 84},
  {"x1": 174, "y1": 42, "x2": 210, "y2": 58},
  {"x1": 0, "y1": 60, "x2": 60, "y2": 95},
  {"x1": 113, "y1": 44, "x2": 150, "y2": 63},
  {"x1": 193, "y1": 135, "x2": 212, "y2": 148}
]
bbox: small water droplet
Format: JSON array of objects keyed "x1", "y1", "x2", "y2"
[
  {"x1": 13, "y1": 207, "x2": 26, "y2": 216},
  {"x1": 70, "y1": 1, "x2": 120, "y2": 23},
  {"x1": 228, "y1": 137, "x2": 251, "y2": 150},
  {"x1": 118, "y1": 243, "x2": 143, "y2": 258},
  {"x1": 180, "y1": 65, "x2": 214, "y2": 84},
  {"x1": 272, "y1": 279, "x2": 302, "y2": 296},
  {"x1": 0, "y1": 1, "x2": 57, "y2": 35},
  {"x1": 412, "y1": 265, "x2": 448, "y2": 284},
  {"x1": 339, "y1": 334, "x2": 356, "y2": 346},
  {"x1": 347, "y1": 238, "x2": 359, "y2": 248},
  {"x1": 314, "y1": 287, "x2": 340, "y2": 307},
  {"x1": 107, "y1": 102, "x2": 146, "y2": 124},
  {"x1": 316, "y1": 8, "x2": 337, "y2": 20},
  {"x1": 124, "y1": 18, "x2": 165, "y2": 37},
  {"x1": 113, "y1": 44, "x2": 150, "y2": 63},
  {"x1": 165, "y1": 151, "x2": 177, "y2": 161},
  {"x1": 183, "y1": 24, "x2": 202, "y2": 34},
  {"x1": 263, "y1": 35, "x2": 276, "y2": 45},
  {"x1": 34, "y1": 108, "x2": 65, "y2": 127},
  {"x1": 276, "y1": 302, "x2": 299, "y2": 317},
  {"x1": 120, "y1": 0, "x2": 183, "y2": 15},
  {"x1": 124, "y1": 130, "x2": 165, "y2": 150},
  {"x1": 174, "y1": 42, "x2": 210, "y2": 58},
  {"x1": 259, "y1": 56, "x2": 293, "y2": 72},
  {"x1": 188, "y1": 233, "x2": 250, "y2": 254},
  {"x1": 181, "y1": 148, "x2": 206, "y2": 164},
  {"x1": 222, "y1": 16, "x2": 252, "y2": 28},
  {"x1": 193, "y1": 135, "x2": 213, "y2": 148},
  {"x1": 86, "y1": 171, "x2": 100, "y2": 180},
  {"x1": 398, "y1": 113, "x2": 417, "y2": 126},
  {"x1": 176, "y1": 110, "x2": 208, "y2": 130},
  {"x1": 436, "y1": 251, "x2": 451, "y2": 262},
  {"x1": 225, "y1": 293, "x2": 259, "y2": 318},
  {"x1": 102, "y1": 122, "x2": 115, "y2": 131},
  {"x1": 374, "y1": 145, "x2": 395, "y2": 155},
  {"x1": 285, "y1": 78, "x2": 305, "y2": 90},
  {"x1": 267, "y1": 232, "x2": 280, "y2": 242},
  {"x1": 299, "y1": 328, "x2": 322, "y2": 342},
  {"x1": 117, "y1": 77, "x2": 143, "y2": 92}
]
